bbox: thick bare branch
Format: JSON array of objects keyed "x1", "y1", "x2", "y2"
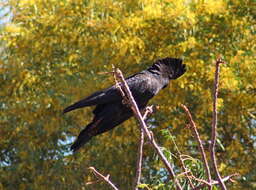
[
  {"x1": 210, "y1": 57, "x2": 227, "y2": 190},
  {"x1": 181, "y1": 104, "x2": 211, "y2": 189},
  {"x1": 114, "y1": 69, "x2": 183, "y2": 190},
  {"x1": 89, "y1": 167, "x2": 119, "y2": 190}
]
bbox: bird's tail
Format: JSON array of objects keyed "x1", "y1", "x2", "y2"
[{"x1": 70, "y1": 123, "x2": 93, "y2": 152}]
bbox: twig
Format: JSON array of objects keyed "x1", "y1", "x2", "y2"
[
  {"x1": 98, "y1": 71, "x2": 116, "y2": 75},
  {"x1": 134, "y1": 106, "x2": 154, "y2": 190},
  {"x1": 179, "y1": 155, "x2": 195, "y2": 188},
  {"x1": 168, "y1": 130, "x2": 195, "y2": 188},
  {"x1": 89, "y1": 167, "x2": 119, "y2": 190},
  {"x1": 134, "y1": 127, "x2": 144, "y2": 190},
  {"x1": 142, "y1": 105, "x2": 154, "y2": 120},
  {"x1": 192, "y1": 173, "x2": 238, "y2": 190},
  {"x1": 86, "y1": 179, "x2": 102, "y2": 185},
  {"x1": 210, "y1": 57, "x2": 227, "y2": 190},
  {"x1": 112, "y1": 65, "x2": 126, "y2": 98},
  {"x1": 181, "y1": 104, "x2": 211, "y2": 189},
  {"x1": 114, "y1": 68, "x2": 183, "y2": 190}
]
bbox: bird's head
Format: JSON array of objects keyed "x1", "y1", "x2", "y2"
[{"x1": 148, "y1": 57, "x2": 186, "y2": 80}]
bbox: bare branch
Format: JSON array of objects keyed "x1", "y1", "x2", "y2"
[
  {"x1": 192, "y1": 173, "x2": 239, "y2": 190},
  {"x1": 133, "y1": 127, "x2": 144, "y2": 190},
  {"x1": 98, "y1": 71, "x2": 116, "y2": 75},
  {"x1": 114, "y1": 68, "x2": 183, "y2": 190},
  {"x1": 210, "y1": 57, "x2": 227, "y2": 190},
  {"x1": 86, "y1": 179, "x2": 102, "y2": 185},
  {"x1": 179, "y1": 155, "x2": 195, "y2": 188},
  {"x1": 168, "y1": 130, "x2": 195, "y2": 188},
  {"x1": 134, "y1": 106, "x2": 154, "y2": 190},
  {"x1": 142, "y1": 105, "x2": 154, "y2": 120},
  {"x1": 181, "y1": 104, "x2": 211, "y2": 189},
  {"x1": 89, "y1": 167, "x2": 119, "y2": 190}
]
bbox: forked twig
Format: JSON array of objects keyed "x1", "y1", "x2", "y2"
[
  {"x1": 179, "y1": 155, "x2": 195, "y2": 188},
  {"x1": 192, "y1": 173, "x2": 238, "y2": 190},
  {"x1": 168, "y1": 130, "x2": 195, "y2": 188},
  {"x1": 89, "y1": 167, "x2": 119, "y2": 190},
  {"x1": 134, "y1": 106, "x2": 153, "y2": 190}
]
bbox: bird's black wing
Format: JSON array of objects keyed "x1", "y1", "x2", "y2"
[
  {"x1": 63, "y1": 72, "x2": 150, "y2": 114},
  {"x1": 92, "y1": 73, "x2": 154, "y2": 116},
  {"x1": 63, "y1": 86, "x2": 121, "y2": 113}
]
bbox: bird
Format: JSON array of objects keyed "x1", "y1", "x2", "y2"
[{"x1": 63, "y1": 57, "x2": 186, "y2": 152}]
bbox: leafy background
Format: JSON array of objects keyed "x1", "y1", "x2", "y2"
[{"x1": 0, "y1": 0, "x2": 255, "y2": 189}]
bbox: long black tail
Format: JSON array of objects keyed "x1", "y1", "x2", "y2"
[{"x1": 70, "y1": 123, "x2": 93, "y2": 152}]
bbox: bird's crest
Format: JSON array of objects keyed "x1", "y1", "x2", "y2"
[{"x1": 149, "y1": 57, "x2": 186, "y2": 79}]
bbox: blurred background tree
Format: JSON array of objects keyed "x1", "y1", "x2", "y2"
[{"x1": 0, "y1": 0, "x2": 255, "y2": 189}]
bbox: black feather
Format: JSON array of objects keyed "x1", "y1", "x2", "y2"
[{"x1": 64, "y1": 57, "x2": 186, "y2": 151}]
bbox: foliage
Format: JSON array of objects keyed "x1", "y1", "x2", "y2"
[{"x1": 0, "y1": 0, "x2": 255, "y2": 189}]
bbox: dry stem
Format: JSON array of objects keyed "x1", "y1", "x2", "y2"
[
  {"x1": 181, "y1": 104, "x2": 211, "y2": 189},
  {"x1": 210, "y1": 57, "x2": 227, "y2": 190},
  {"x1": 192, "y1": 174, "x2": 238, "y2": 190},
  {"x1": 133, "y1": 106, "x2": 153, "y2": 190},
  {"x1": 89, "y1": 167, "x2": 119, "y2": 190},
  {"x1": 114, "y1": 68, "x2": 183, "y2": 190},
  {"x1": 169, "y1": 130, "x2": 195, "y2": 188},
  {"x1": 179, "y1": 155, "x2": 195, "y2": 188}
]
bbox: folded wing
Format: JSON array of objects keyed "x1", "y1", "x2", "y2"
[
  {"x1": 63, "y1": 86, "x2": 121, "y2": 113},
  {"x1": 63, "y1": 73, "x2": 150, "y2": 114}
]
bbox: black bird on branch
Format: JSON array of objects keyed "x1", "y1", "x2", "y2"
[{"x1": 64, "y1": 58, "x2": 186, "y2": 152}]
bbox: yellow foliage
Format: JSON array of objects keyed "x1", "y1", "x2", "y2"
[
  {"x1": 197, "y1": 0, "x2": 227, "y2": 15},
  {"x1": 122, "y1": 16, "x2": 144, "y2": 30},
  {"x1": 179, "y1": 37, "x2": 197, "y2": 51},
  {"x1": 143, "y1": 1, "x2": 163, "y2": 18},
  {"x1": 4, "y1": 24, "x2": 22, "y2": 33},
  {"x1": 220, "y1": 67, "x2": 239, "y2": 90},
  {"x1": 0, "y1": 0, "x2": 255, "y2": 189},
  {"x1": 19, "y1": 0, "x2": 35, "y2": 6},
  {"x1": 217, "y1": 98, "x2": 224, "y2": 111},
  {"x1": 219, "y1": 162, "x2": 227, "y2": 172}
]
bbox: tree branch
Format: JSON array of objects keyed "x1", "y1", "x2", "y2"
[
  {"x1": 179, "y1": 154, "x2": 195, "y2": 188},
  {"x1": 133, "y1": 106, "x2": 154, "y2": 190},
  {"x1": 133, "y1": 127, "x2": 144, "y2": 190},
  {"x1": 192, "y1": 174, "x2": 238, "y2": 190},
  {"x1": 114, "y1": 68, "x2": 183, "y2": 190},
  {"x1": 181, "y1": 104, "x2": 211, "y2": 189},
  {"x1": 210, "y1": 57, "x2": 227, "y2": 190},
  {"x1": 168, "y1": 130, "x2": 194, "y2": 188},
  {"x1": 89, "y1": 167, "x2": 119, "y2": 190}
]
